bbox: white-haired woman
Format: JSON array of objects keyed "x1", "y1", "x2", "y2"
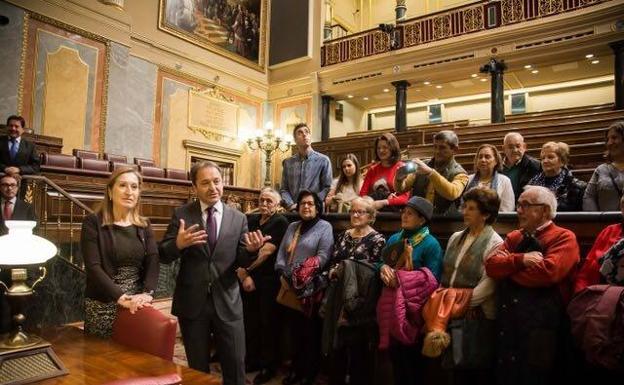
[
  {"x1": 528, "y1": 141, "x2": 586, "y2": 211},
  {"x1": 324, "y1": 196, "x2": 386, "y2": 385},
  {"x1": 238, "y1": 187, "x2": 289, "y2": 385}
]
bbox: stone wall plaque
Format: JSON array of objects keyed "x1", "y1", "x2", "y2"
[{"x1": 188, "y1": 88, "x2": 239, "y2": 139}]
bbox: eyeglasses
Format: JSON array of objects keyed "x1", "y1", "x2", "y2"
[
  {"x1": 516, "y1": 201, "x2": 546, "y2": 210},
  {"x1": 0, "y1": 183, "x2": 18, "y2": 189},
  {"x1": 348, "y1": 209, "x2": 369, "y2": 216},
  {"x1": 299, "y1": 201, "x2": 315, "y2": 207}
]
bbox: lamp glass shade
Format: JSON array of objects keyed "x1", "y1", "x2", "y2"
[{"x1": 0, "y1": 221, "x2": 57, "y2": 266}]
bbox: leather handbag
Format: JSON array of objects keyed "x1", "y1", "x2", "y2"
[{"x1": 276, "y1": 275, "x2": 303, "y2": 313}]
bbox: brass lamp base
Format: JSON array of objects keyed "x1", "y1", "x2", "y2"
[
  {"x1": 0, "y1": 338, "x2": 67, "y2": 385},
  {"x1": 0, "y1": 330, "x2": 42, "y2": 349}
]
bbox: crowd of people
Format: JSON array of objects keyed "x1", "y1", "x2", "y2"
[{"x1": 2, "y1": 115, "x2": 624, "y2": 385}]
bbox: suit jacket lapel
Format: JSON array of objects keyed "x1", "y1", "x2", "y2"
[{"x1": 214, "y1": 205, "x2": 233, "y2": 254}]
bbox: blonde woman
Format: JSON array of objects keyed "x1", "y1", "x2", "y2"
[{"x1": 81, "y1": 167, "x2": 159, "y2": 337}]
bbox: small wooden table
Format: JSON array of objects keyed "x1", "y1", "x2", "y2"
[{"x1": 32, "y1": 326, "x2": 220, "y2": 384}]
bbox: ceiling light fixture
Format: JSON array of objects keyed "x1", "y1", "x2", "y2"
[
  {"x1": 347, "y1": 95, "x2": 353, "y2": 98},
  {"x1": 383, "y1": 88, "x2": 389, "y2": 92},
  {"x1": 480, "y1": 78, "x2": 487, "y2": 82},
  {"x1": 471, "y1": 74, "x2": 478, "y2": 78},
  {"x1": 435, "y1": 85, "x2": 442, "y2": 89},
  {"x1": 363, "y1": 97, "x2": 369, "y2": 100},
  {"x1": 585, "y1": 54, "x2": 594, "y2": 59},
  {"x1": 591, "y1": 59, "x2": 600, "y2": 64},
  {"x1": 423, "y1": 81, "x2": 431, "y2": 85},
  {"x1": 524, "y1": 64, "x2": 532, "y2": 69},
  {"x1": 531, "y1": 69, "x2": 539, "y2": 74}
]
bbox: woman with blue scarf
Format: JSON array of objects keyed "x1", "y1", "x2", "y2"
[
  {"x1": 379, "y1": 196, "x2": 443, "y2": 385},
  {"x1": 463, "y1": 144, "x2": 515, "y2": 212}
]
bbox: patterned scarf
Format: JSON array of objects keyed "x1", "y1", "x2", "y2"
[
  {"x1": 382, "y1": 226, "x2": 430, "y2": 268},
  {"x1": 464, "y1": 171, "x2": 500, "y2": 193},
  {"x1": 528, "y1": 167, "x2": 569, "y2": 194}
]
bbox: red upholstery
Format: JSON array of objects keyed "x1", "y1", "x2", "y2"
[
  {"x1": 72, "y1": 149, "x2": 99, "y2": 159},
  {"x1": 134, "y1": 158, "x2": 156, "y2": 167},
  {"x1": 100, "y1": 374, "x2": 182, "y2": 385},
  {"x1": 110, "y1": 162, "x2": 139, "y2": 172},
  {"x1": 41, "y1": 153, "x2": 77, "y2": 168},
  {"x1": 164, "y1": 168, "x2": 188, "y2": 181},
  {"x1": 103, "y1": 153, "x2": 128, "y2": 164},
  {"x1": 139, "y1": 165, "x2": 165, "y2": 178},
  {"x1": 79, "y1": 158, "x2": 110, "y2": 172},
  {"x1": 112, "y1": 307, "x2": 177, "y2": 361}
]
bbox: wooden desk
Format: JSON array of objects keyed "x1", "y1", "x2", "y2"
[{"x1": 36, "y1": 326, "x2": 220, "y2": 384}]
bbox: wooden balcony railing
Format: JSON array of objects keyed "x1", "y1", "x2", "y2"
[{"x1": 321, "y1": 0, "x2": 608, "y2": 66}]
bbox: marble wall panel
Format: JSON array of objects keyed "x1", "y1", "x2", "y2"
[
  {"x1": 30, "y1": 27, "x2": 100, "y2": 152},
  {"x1": 42, "y1": 46, "x2": 88, "y2": 153},
  {"x1": 106, "y1": 43, "x2": 157, "y2": 162},
  {"x1": 0, "y1": 2, "x2": 24, "y2": 121}
]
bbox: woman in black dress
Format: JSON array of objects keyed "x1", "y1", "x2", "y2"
[
  {"x1": 81, "y1": 167, "x2": 159, "y2": 337},
  {"x1": 238, "y1": 187, "x2": 289, "y2": 385}
]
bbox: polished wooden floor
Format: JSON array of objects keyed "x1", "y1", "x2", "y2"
[{"x1": 36, "y1": 326, "x2": 220, "y2": 385}]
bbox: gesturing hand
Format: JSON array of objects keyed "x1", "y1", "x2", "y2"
[
  {"x1": 412, "y1": 158, "x2": 432, "y2": 175},
  {"x1": 175, "y1": 219, "x2": 208, "y2": 250},
  {"x1": 244, "y1": 230, "x2": 272, "y2": 252}
]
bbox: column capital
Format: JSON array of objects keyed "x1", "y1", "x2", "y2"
[
  {"x1": 391, "y1": 80, "x2": 411, "y2": 88},
  {"x1": 480, "y1": 58, "x2": 507, "y2": 74}
]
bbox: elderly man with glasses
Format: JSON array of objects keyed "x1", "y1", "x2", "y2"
[{"x1": 485, "y1": 186, "x2": 579, "y2": 385}]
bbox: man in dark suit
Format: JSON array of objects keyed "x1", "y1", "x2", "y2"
[
  {"x1": 159, "y1": 160, "x2": 266, "y2": 385},
  {"x1": 0, "y1": 115, "x2": 40, "y2": 177},
  {"x1": 0, "y1": 173, "x2": 37, "y2": 333}
]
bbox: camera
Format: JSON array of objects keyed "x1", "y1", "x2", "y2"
[{"x1": 379, "y1": 23, "x2": 395, "y2": 34}]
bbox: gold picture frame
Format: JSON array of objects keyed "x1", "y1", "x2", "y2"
[{"x1": 158, "y1": 0, "x2": 267, "y2": 72}]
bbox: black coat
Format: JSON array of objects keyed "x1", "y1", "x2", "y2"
[
  {"x1": 0, "y1": 136, "x2": 40, "y2": 175},
  {"x1": 0, "y1": 199, "x2": 37, "y2": 235},
  {"x1": 81, "y1": 213, "x2": 160, "y2": 303}
]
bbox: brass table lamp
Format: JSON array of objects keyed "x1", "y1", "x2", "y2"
[{"x1": 0, "y1": 220, "x2": 66, "y2": 385}]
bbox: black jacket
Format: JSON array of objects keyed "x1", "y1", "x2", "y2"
[
  {"x1": 503, "y1": 153, "x2": 541, "y2": 201},
  {"x1": 81, "y1": 213, "x2": 160, "y2": 303},
  {"x1": 0, "y1": 199, "x2": 37, "y2": 235},
  {"x1": 0, "y1": 136, "x2": 40, "y2": 175}
]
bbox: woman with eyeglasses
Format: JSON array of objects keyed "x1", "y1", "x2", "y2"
[
  {"x1": 323, "y1": 196, "x2": 385, "y2": 385},
  {"x1": 275, "y1": 190, "x2": 333, "y2": 385},
  {"x1": 237, "y1": 187, "x2": 289, "y2": 385}
]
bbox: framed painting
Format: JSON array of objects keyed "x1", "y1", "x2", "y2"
[{"x1": 159, "y1": 0, "x2": 267, "y2": 72}]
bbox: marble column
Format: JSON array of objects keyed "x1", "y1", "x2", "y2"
[
  {"x1": 321, "y1": 95, "x2": 332, "y2": 141},
  {"x1": 368, "y1": 113, "x2": 373, "y2": 131},
  {"x1": 392, "y1": 81, "x2": 410, "y2": 132},
  {"x1": 324, "y1": 0, "x2": 333, "y2": 40},
  {"x1": 396, "y1": 0, "x2": 407, "y2": 21},
  {"x1": 610, "y1": 40, "x2": 624, "y2": 110},
  {"x1": 480, "y1": 58, "x2": 507, "y2": 123}
]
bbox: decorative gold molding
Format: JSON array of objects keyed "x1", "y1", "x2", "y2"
[
  {"x1": 29, "y1": 12, "x2": 110, "y2": 44},
  {"x1": 157, "y1": 0, "x2": 267, "y2": 73},
  {"x1": 17, "y1": 12, "x2": 30, "y2": 116},
  {"x1": 158, "y1": 65, "x2": 264, "y2": 103},
  {"x1": 100, "y1": 41, "x2": 111, "y2": 152}
]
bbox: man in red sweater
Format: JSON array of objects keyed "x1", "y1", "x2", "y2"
[{"x1": 485, "y1": 186, "x2": 579, "y2": 385}]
